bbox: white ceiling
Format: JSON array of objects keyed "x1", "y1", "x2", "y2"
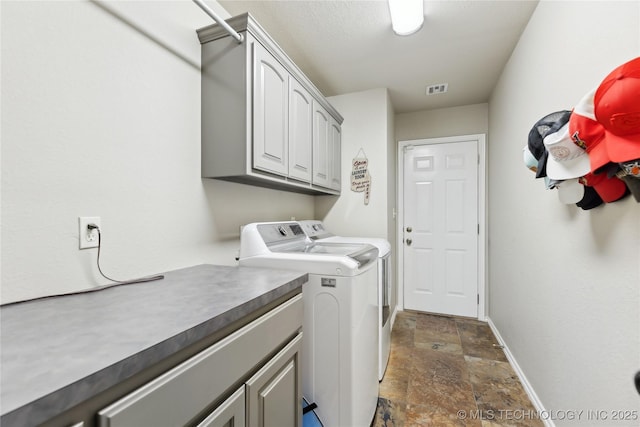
[{"x1": 218, "y1": 0, "x2": 538, "y2": 114}]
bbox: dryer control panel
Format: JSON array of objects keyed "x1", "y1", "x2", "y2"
[{"x1": 257, "y1": 222, "x2": 307, "y2": 246}]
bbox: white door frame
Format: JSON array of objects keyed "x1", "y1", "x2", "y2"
[{"x1": 396, "y1": 134, "x2": 487, "y2": 320}]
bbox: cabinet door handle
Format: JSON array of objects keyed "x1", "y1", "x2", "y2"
[{"x1": 406, "y1": 238, "x2": 412, "y2": 246}]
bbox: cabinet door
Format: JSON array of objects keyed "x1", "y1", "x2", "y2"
[
  {"x1": 253, "y1": 42, "x2": 288, "y2": 176},
  {"x1": 246, "y1": 333, "x2": 302, "y2": 427},
  {"x1": 196, "y1": 387, "x2": 245, "y2": 427},
  {"x1": 288, "y1": 77, "x2": 313, "y2": 183},
  {"x1": 329, "y1": 118, "x2": 342, "y2": 191},
  {"x1": 312, "y1": 101, "x2": 330, "y2": 188}
]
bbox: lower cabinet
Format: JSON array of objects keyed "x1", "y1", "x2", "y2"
[
  {"x1": 97, "y1": 295, "x2": 303, "y2": 427},
  {"x1": 246, "y1": 334, "x2": 302, "y2": 427},
  {"x1": 197, "y1": 387, "x2": 245, "y2": 427},
  {"x1": 198, "y1": 333, "x2": 302, "y2": 427}
]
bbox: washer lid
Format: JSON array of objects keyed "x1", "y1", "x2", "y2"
[
  {"x1": 298, "y1": 220, "x2": 391, "y2": 256},
  {"x1": 271, "y1": 242, "x2": 379, "y2": 269},
  {"x1": 315, "y1": 235, "x2": 391, "y2": 257}
]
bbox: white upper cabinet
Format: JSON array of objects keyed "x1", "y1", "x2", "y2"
[
  {"x1": 313, "y1": 101, "x2": 342, "y2": 191},
  {"x1": 312, "y1": 100, "x2": 330, "y2": 188},
  {"x1": 253, "y1": 43, "x2": 289, "y2": 176},
  {"x1": 329, "y1": 117, "x2": 342, "y2": 191},
  {"x1": 197, "y1": 13, "x2": 342, "y2": 195},
  {"x1": 288, "y1": 77, "x2": 313, "y2": 183}
]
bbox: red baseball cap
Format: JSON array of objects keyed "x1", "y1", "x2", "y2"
[
  {"x1": 579, "y1": 172, "x2": 628, "y2": 203},
  {"x1": 569, "y1": 88, "x2": 609, "y2": 172},
  {"x1": 594, "y1": 56, "x2": 640, "y2": 164}
]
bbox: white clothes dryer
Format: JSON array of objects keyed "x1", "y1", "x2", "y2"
[
  {"x1": 239, "y1": 221, "x2": 379, "y2": 427},
  {"x1": 299, "y1": 220, "x2": 392, "y2": 381}
]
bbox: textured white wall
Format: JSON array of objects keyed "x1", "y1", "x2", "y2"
[
  {"x1": 395, "y1": 103, "x2": 489, "y2": 142},
  {"x1": 488, "y1": 1, "x2": 640, "y2": 424},
  {"x1": 1, "y1": 0, "x2": 315, "y2": 304}
]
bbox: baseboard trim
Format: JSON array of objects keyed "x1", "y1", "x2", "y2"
[{"x1": 487, "y1": 317, "x2": 555, "y2": 427}]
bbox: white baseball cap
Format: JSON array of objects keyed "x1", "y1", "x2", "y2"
[
  {"x1": 544, "y1": 122, "x2": 592, "y2": 180},
  {"x1": 556, "y1": 178, "x2": 585, "y2": 204}
]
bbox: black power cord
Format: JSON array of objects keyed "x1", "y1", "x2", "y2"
[
  {"x1": 1, "y1": 224, "x2": 164, "y2": 307},
  {"x1": 90, "y1": 224, "x2": 164, "y2": 284}
]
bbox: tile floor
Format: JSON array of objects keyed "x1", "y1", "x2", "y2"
[{"x1": 372, "y1": 311, "x2": 544, "y2": 427}]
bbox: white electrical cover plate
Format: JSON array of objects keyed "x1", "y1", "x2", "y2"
[{"x1": 79, "y1": 217, "x2": 101, "y2": 249}]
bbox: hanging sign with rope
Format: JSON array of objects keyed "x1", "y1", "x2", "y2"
[{"x1": 351, "y1": 148, "x2": 371, "y2": 205}]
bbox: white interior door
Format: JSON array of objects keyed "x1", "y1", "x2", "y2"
[{"x1": 402, "y1": 138, "x2": 479, "y2": 317}]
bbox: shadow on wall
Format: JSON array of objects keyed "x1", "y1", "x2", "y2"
[
  {"x1": 314, "y1": 194, "x2": 340, "y2": 220},
  {"x1": 202, "y1": 179, "x2": 316, "y2": 240},
  {"x1": 89, "y1": 0, "x2": 199, "y2": 70}
]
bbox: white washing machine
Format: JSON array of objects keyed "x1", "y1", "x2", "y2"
[
  {"x1": 299, "y1": 220, "x2": 392, "y2": 381},
  {"x1": 239, "y1": 221, "x2": 379, "y2": 427}
]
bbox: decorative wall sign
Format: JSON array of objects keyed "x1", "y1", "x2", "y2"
[{"x1": 351, "y1": 148, "x2": 371, "y2": 205}]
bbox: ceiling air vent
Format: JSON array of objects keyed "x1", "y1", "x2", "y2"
[{"x1": 426, "y1": 83, "x2": 448, "y2": 95}]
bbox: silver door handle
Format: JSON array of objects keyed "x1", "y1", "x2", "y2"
[
  {"x1": 406, "y1": 238, "x2": 412, "y2": 246},
  {"x1": 406, "y1": 226, "x2": 412, "y2": 233}
]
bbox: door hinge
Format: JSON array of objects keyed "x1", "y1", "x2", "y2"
[
  {"x1": 477, "y1": 294, "x2": 480, "y2": 305},
  {"x1": 477, "y1": 224, "x2": 480, "y2": 235}
]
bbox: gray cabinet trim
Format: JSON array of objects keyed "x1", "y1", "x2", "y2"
[{"x1": 196, "y1": 386, "x2": 246, "y2": 427}]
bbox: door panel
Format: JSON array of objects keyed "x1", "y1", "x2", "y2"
[
  {"x1": 246, "y1": 333, "x2": 302, "y2": 427},
  {"x1": 196, "y1": 387, "x2": 245, "y2": 427},
  {"x1": 403, "y1": 140, "x2": 478, "y2": 317},
  {"x1": 253, "y1": 43, "x2": 288, "y2": 176},
  {"x1": 312, "y1": 101, "x2": 330, "y2": 187},
  {"x1": 288, "y1": 77, "x2": 312, "y2": 182},
  {"x1": 329, "y1": 118, "x2": 342, "y2": 190}
]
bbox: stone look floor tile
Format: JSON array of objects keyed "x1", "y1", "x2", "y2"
[
  {"x1": 373, "y1": 397, "x2": 406, "y2": 427},
  {"x1": 373, "y1": 312, "x2": 540, "y2": 427},
  {"x1": 414, "y1": 313, "x2": 463, "y2": 354},
  {"x1": 407, "y1": 348, "x2": 478, "y2": 412},
  {"x1": 465, "y1": 357, "x2": 544, "y2": 427},
  {"x1": 456, "y1": 319, "x2": 509, "y2": 362},
  {"x1": 378, "y1": 369, "x2": 410, "y2": 403},
  {"x1": 405, "y1": 402, "x2": 482, "y2": 427}
]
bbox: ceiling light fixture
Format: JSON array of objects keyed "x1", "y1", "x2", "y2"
[{"x1": 388, "y1": 0, "x2": 424, "y2": 36}]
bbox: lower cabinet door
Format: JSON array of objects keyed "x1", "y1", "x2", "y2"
[
  {"x1": 197, "y1": 386, "x2": 245, "y2": 427},
  {"x1": 246, "y1": 333, "x2": 302, "y2": 427}
]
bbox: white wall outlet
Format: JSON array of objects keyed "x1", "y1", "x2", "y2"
[{"x1": 79, "y1": 217, "x2": 101, "y2": 249}]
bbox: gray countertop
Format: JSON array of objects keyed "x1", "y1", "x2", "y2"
[{"x1": 0, "y1": 264, "x2": 307, "y2": 426}]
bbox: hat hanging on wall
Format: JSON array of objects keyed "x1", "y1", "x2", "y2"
[
  {"x1": 528, "y1": 110, "x2": 572, "y2": 178},
  {"x1": 576, "y1": 185, "x2": 604, "y2": 210},
  {"x1": 618, "y1": 158, "x2": 640, "y2": 202},
  {"x1": 556, "y1": 178, "x2": 585, "y2": 204},
  {"x1": 568, "y1": 88, "x2": 609, "y2": 173},
  {"x1": 543, "y1": 122, "x2": 591, "y2": 180},
  {"x1": 594, "y1": 56, "x2": 640, "y2": 165},
  {"x1": 522, "y1": 145, "x2": 559, "y2": 189},
  {"x1": 579, "y1": 172, "x2": 629, "y2": 203},
  {"x1": 523, "y1": 57, "x2": 640, "y2": 209}
]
